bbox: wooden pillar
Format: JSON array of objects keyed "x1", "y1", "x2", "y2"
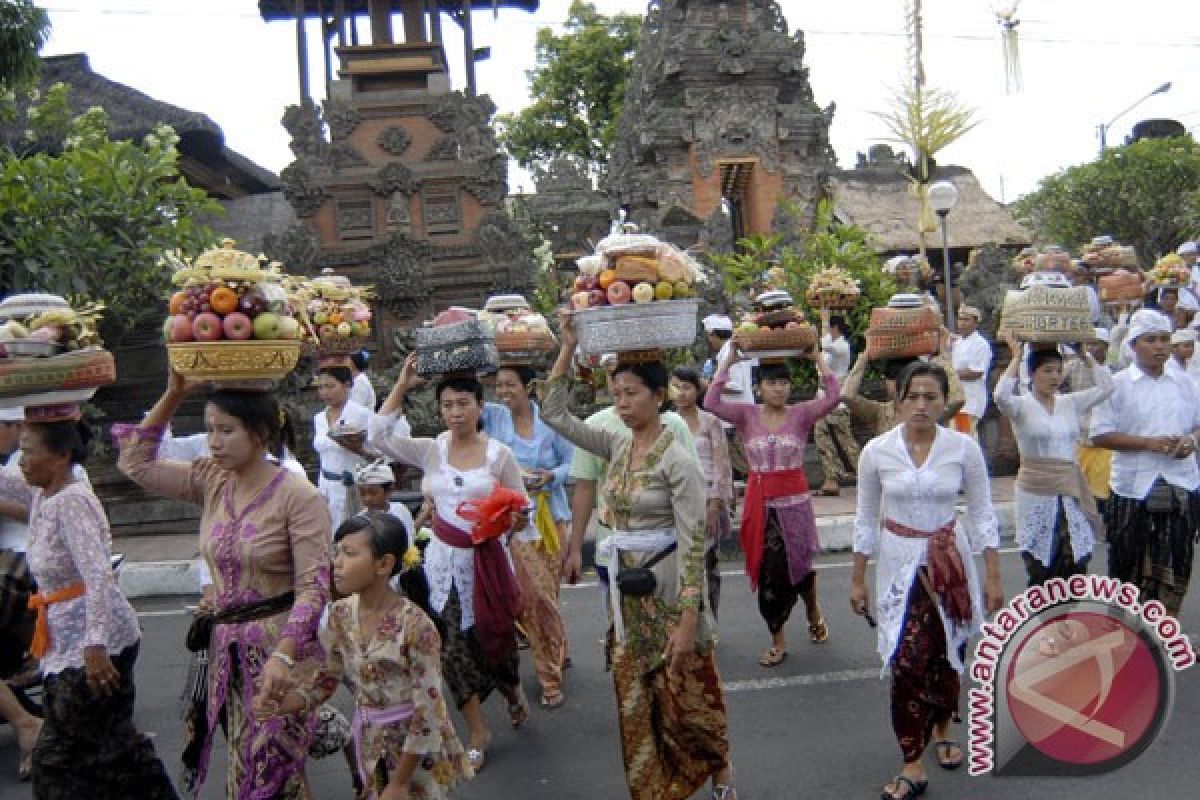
[
  {"x1": 401, "y1": 0, "x2": 426, "y2": 43},
  {"x1": 334, "y1": 0, "x2": 347, "y2": 49},
  {"x1": 294, "y1": 0, "x2": 311, "y2": 100},
  {"x1": 368, "y1": 0, "x2": 393, "y2": 44},
  {"x1": 461, "y1": 0, "x2": 477, "y2": 96}
]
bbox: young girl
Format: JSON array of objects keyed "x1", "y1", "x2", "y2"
[{"x1": 258, "y1": 512, "x2": 473, "y2": 799}]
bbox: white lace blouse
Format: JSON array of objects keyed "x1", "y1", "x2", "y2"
[
  {"x1": 993, "y1": 365, "x2": 1114, "y2": 566},
  {"x1": 854, "y1": 424, "x2": 999, "y2": 673}
]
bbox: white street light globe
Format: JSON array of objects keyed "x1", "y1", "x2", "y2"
[{"x1": 928, "y1": 180, "x2": 959, "y2": 215}]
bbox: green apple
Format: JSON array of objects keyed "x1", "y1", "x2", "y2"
[{"x1": 252, "y1": 312, "x2": 282, "y2": 340}]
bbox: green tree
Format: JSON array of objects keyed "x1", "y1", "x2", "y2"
[
  {"x1": 0, "y1": 84, "x2": 222, "y2": 346},
  {"x1": 0, "y1": 0, "x2": 49, "y2": 92},
  {"x1": 496, "y1": 0, "x2": 641, "y2": 174},
  {"x1": 1014, "y1": 136, "x2": 1200, "y2": 263}
]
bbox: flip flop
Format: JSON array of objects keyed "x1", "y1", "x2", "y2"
[
  {"x1": 758, "y1": 646, "x2": 787, "y2": 667},
  {"x1": 467, "y1": 748, "x2": 486, "y2": 773},
  {"x1": 509, "y1": 699, "x2": 530, "y2": 728},
  {"x1": 881, "y1": 774, "x2": 928, "y2": 800},
  {"x1": 540, "y1": 691, "x2": 565, "y2": 710},
  {"x1": 935, "y1": 739, "x2": 964, "y2": 770},
  {"x1": 809, "y1": 618, "x2": 830, "y2": 644}
]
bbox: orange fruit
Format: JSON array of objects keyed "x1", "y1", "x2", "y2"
[
  {"x1": 329, "y1": 312, "x2": 344, "y2": 325},
  {"x1": 597, "y1": 269, "x2": 617, "y2": 290},
  {"x1": 210, "y1": 287, "x2": 239, "y2": 314},
  {"x1": 168, "y1": 291, "x2": 187, "y2": 315}
]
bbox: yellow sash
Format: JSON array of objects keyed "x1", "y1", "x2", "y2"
[{"x1": 533, "y1": 492, "x2": 560, "y2": 556}]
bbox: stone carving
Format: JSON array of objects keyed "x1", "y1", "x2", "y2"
[
  {"x1": 385, "y1": 191, "x2": 412, "y2": 234},
  {"x1": 323, "y1": 97, "x2": 362, "y2": 141},
  {"x1": 376, "y1": 125, "x2": 412, "y2": 156},
  {"x1": 280, "y1": 161, "x2": 327, "y2": 218},
  {"x1": 428, "y1": 91, "x2": 500, "y2": 161},
  {"x1": 370, "y1": 162, "x2": 417, "y2": 197},
  {"x1": 373, "y1": 233, "x2": 432, "y2": 316},
  {"x1": 336, "y1": 199, "x2": 373, "y2": 239},
  {"x1": 422, "y1": 192, "x2": 461, "y2": 232},
  {"x1": 462, "y1": 160, "x2": 508, "y2": 208},
  {"x1": 281, "y1": 100, "x2": 327, "y2": 162},
  {"x1": 476, "y1": 212, "x2": 535, "y2": 294},
  {"x1": 424, "y1": 135, "x2": 460, "y2": 161},
  {"x1": 329, "y1": 141, "x2": 368, "y2": 169},
  {"x1": 533, "y1": 157, "x2": 591, "y2": 194},
  {"x1": 261, "y1": 223, "x2": 320, "y2": 273},
  {"x1": 712, "y1": 26, "x2": 755, "y2": 75},
  {"x1": 687, "y1": 85, "x2": 781, "y2": 177}
]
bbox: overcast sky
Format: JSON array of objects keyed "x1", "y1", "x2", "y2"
[{"x1": 39, "y1": 0, "x2": 1200, "y2": 204}]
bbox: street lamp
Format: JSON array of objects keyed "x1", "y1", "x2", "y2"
[
  {"x1": 928, "y1": 180, "x2": 959, "y2": 323},
  {"x1": 1098, "y1": 81, "x2": 1172, "y2": 153}
]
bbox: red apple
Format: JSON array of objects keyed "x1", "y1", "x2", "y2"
[
  {"x1": 223, "y1": 312, "x2": 254, "y2": 340},
  {"x1": 192, "y1": 312, "x2": 223, "y2": 342},
  {"x1": 168, "y1": 314, "x2": 194, "y2": 343},
  {"x1": 607, "y1": 281, "x2": 632, "y2": 305},
  {"x1": 588, "y1": 288, "x2": 607, "y2": 308},
  {"x1": 574, "y1": 274, "x2": 590, "y2": 292}
]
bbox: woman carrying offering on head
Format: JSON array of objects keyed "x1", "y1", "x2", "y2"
[
  {"x1": 1, "y1": 413, "x2": 178, "y2": 798},
  {"x1": 117, "y1": 373, "x2": 332, "y2": 799},
  {"x1": 538, "y1": 312, "x2": 736, "y2": 800},
  {"x1": 258, "y1": 512, "x2": 473, "y2": 800},
  {"x1": 704, "y1": 342, "x2": 839, "y2": 668},
  {"x1": 367, "y1": 359, "x2": 530, "y2": 773},
  {"x1": 994, "y1": 331, "x2": 1113, "y2": 589},
  {"x1": 481, "y1": 364, "x2": 574, "y2": 709},
  {"x1": 315, "y1": 364, "x2": 374, "y2": 528},
  {"x1": 851, "y1": 362, "x2": 1005, "y2": 800}
]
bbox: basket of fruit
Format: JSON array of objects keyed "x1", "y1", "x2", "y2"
[
  {"x1": 162, "y1": 239, "x2": 305, "y2": 384},
  {"x1": 864, "y1": 297, "x2": 941, "y2": 360},
  {"x1": 0, "y1": 293, "x2": 115, "y2": 407},
  {"x1": 1146, "y1": 255, "x2": 1190, "y2": 290},
  {"x1": 804, "y1": 266, "x2": 861, "y2": 310},
  {"x1": 478, "y1": 295, "x2": 557, "y2": 362},
  {"x1": 1082, "y1": 237, "x2": 1139, "y2": 274},
  {"x1": 300, "y1": 269, "x2": 374, "y2": 356},
  {"x1": 415, "y1": 309, "x2": 498, "y2": 376},
  {"x1": 733, "y1": 292, "x2": 816, "y2": 355}
]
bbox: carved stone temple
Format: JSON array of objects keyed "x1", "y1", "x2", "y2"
[
  {"x1": 258, "y1": 0, "x2": 539, "y2": 357},
  {"x1": 606, "y1": 0, "x2": 836, "y2": 247}
]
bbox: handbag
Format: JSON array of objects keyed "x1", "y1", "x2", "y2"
[{"x1": 614, "y1": 543, "x2": 677, "y2": 597}]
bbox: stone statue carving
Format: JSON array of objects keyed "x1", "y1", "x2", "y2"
[
  {"x1": 713, "y1": 26, "x2": 755, "y2": 75},
  {"x1": 424, "y1": 135, "x2": 460, "y2": 161},
  {"x1": 476, "y1": 212, "x2": 535, "y2": 294},
  {"x1": 370, "y1": 162, "x2": 417, "y2": 197},
  {"x1": 323, "y1": 97, "x2": 362, "y2": 141},
  {"x1": 385, "y1": 191, "x2": 412, "y2": 234},
  {"x1": 376, "y1": 126, "x2": 412, "y2": 157},
  {"x1": 428, "y1": 91, "x2": 499, "y2": 162},
  {"x1": 686, "y1": 85, "x2": 781, "y2": 176},
  {"x1": 329, "y1": 141, "x2": 368, "y2": 170},
  {"x1": 374, "y1": 233, "x2": 432, "y2": 315},
  {"x1": 279, "y1": 161, "x2": 327, "y2": 218},
  {"x1": 281, "y1": 99, "x2": 328, "y2": 162},
  {"x1": 262, "y1": 223, "x2": 321, "y2": 273}
]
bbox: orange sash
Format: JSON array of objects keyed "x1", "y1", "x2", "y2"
[{"x1": 28, "y1": 582, "x2": 86, "y2": 658}]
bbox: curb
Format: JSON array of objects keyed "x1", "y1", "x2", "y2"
[{"x1": 118, "y1": 503, "x2": 1017, "y2": 599}]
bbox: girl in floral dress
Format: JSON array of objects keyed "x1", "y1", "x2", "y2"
[{"x1": 262, "y1": 511, "x2": 473, "y2": 799}]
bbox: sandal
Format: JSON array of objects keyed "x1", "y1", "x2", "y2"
[
  {"x1": 467, "y1": 748, "x2": 486, "y2": 773},
  {"x1": 712, "y1": 782, "x2": 737, "y2": 800},
  {"x1": 935, "y1": 739, "x2": 964, "y2": 770},
  {"x1": 758, "y1": 646, "x2": 787, "y2": 667},
  {"x1": 540, "y1": 691, "x2": 565, "y2": 710},
  {"x1": 809, "y1": 618, "x2": 830, "y2": 644},
  {"x1": 815, "y1": 485, "x2": 841, "y2": 497},
  {"x1": 881, "y1": 774, "x2": 928, "y2": 800},
  {"x1": 508, "y1": 697, "x2": 530, "y2": 728}
]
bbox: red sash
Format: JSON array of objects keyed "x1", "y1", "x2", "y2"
[
  {"x1": 741, "y1": 468, "x2": 809, "y2": 590},
  {"x1": 884, "y1": 518, "x2": 972, "y2": 624},
  {"x1": 433, "y1": 514, "x2": 522, "y2": 664}
]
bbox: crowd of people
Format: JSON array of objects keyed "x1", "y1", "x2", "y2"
[{"x1": 2, "y1": 240, "x2": 1199, "y2": 800}]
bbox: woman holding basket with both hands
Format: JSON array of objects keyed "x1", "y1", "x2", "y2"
[
  {"x1": 538, "y1": 311, "x2": 736, "y2": 800},
  {"x1": 367, "y1": 358, "x2": 531, "y2": 773},
  {"x1": 851, "y1": 361, "x2": 1005, "y2": 800}
]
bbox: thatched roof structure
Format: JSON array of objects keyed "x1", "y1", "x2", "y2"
[
  {"x1": 829, "y1": 152, "x2": 1030, "y2": 253},
  {"x1": 1, "y1": 54, "x2": 278, "y2": 198}
]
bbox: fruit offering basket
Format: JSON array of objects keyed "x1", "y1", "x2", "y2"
[
  {"x1": 1146, "y1": 255, "x2": 1190, "y2": 290},
  {"x1": 0, "y1": 293, "x2": 115, "y2": 408},
  {"x1": 415, "y1": 309, "x2": 498, "y2": 376},
  {"x1": 1081, "y1": 236, "x2": 1139, "y2": 274},
  {"x1": 479, "y1": 296, "x2": 557, "y2": 364},
  {"x1": 733, "y1": 291, "x2": 816, "y2": 355},
  {"x1": 568, "y1": 226, "x2": 703, "y2": 312},
  {"x1": 299, "y1": 269, "x2": 374, "y2": 356},
  {"x1": 865, "y1": 297, "x2": 941, "y2": 360},
  {"x1": 804, "y1": 266, "x2": 861, "y2": 310},
  {"x1": 574, "y1": 299, "x2": 699, "y2": 356},
  {"x1": 162, "y1": 239, "x2": 305, "y2": 384}
]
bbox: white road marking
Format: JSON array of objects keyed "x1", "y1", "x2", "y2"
[{"x1": 722, "y1": 667, "x2": 880, "y2": 692}]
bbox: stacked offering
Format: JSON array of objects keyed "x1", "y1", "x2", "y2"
[
  {"x1": 1098, "y1": 269, "x2": 1143, "y2": 305},
  {"x1": 1146, "y1": 254, "x2": 1191, "y2": 290},
  {"x1": 478, "y1": 295, "x2": 556, "y2": 364},
  {"x1": 1034, "y1": 248, "x2": 1072, "y2": 272},
  {"x1": 804, "y1": 266, "x2": 861, "y2": 310},
  {"x1": 303, "y1": 269, "x2": 374, "y2": 356},
  {"x1": 1081, "y1": 237, "x2": 1139, "y2": 273},
  {"x1": 998, "y1": 273, "x2": 1097, "y2": 342},
  {"x1": 414, "y1": 308, "x2": 498, "y2": 377},
  {"x1": 0, "y1": 293, "x2": 115, "y2": 412},
  {"x1": 865, "y1": 294, "x2": 941, "y2": 360},
  {"x1": 163, "y1": 239, "x2": 303, "y2": 383},
  {"x1": 570, "y1": 228, "x2": 702, "y2": 355},
  {"x1": 733, "y1": 291, "x2": 817, "y2": 356}
]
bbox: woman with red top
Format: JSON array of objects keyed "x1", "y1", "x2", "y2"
[{"x1": 704, "y1": 345, "x2": 840, "y2": 667}]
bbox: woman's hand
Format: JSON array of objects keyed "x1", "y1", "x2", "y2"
[
  {"x1": 719, "y1": 340, "x2": 742, "y2": 371},
  {"x1": 1144, "y1": 435, "x2": 1180, "y2": 456},
  {"x1": 984, "y1": 573, "x2": 1005, "y2": 614},
  {"x1": 197, "y1": 585, "x2": 215, "y2": 614},
  {"x1": 849, "y1": 577, "x2": 869, "y2": 617},
  {"x1": 331, "y1": 431, "x2": 368, "y2": 455},
  {"x1": 1002, "y1": 328, "x2": 1020, "y2": 354},
  {"x1": 257, "y1": 653, "x2": 294, "y2": 712},
  {"x1": 528, "y1": 469, "x2": 553, "y2": 490},
  {"x1": 252, "y1": 688, "x2": 305, "y2": 721},
  {"x1": 561, "y1": 541, "x2": 584, "y2": 585},
  {"x1": 397, "y1": 353, "x2": 423, "y2": 395},
  {"x1": 557, "y1": 308, "x2": 578, "y2": 349},
  {"x1": 166, "y1": 367, "x2": 202, "y2": 399},
  {"x1": 84, "y1": 645, "x2": 121, "y2": 697},
  {"x1": 666, "y1": 611, "x2": 699, "y2": 679},
  {"x1": 937, "y1": 325, "x2": 953, "y2": 356}
]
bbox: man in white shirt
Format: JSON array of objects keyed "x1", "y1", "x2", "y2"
[
  {"x1": 348, "y1": 350, "x2": 377, "y2": 411},
  {"x1": 1180, "y1": 241, "x2": 1199, "y2": 292},
  {"x1": 950, "y1": 305, "x2": 992, "y2": 440},
  {"x1": 813, "y1": 310, "x2": 858, "y2": 496},
  {"x1": 1091, "y1": 309, "x2": 1200, "y2": 615},
  {"x1": 1167, "y1": 328, "x2": 1200, "y2": 387}
]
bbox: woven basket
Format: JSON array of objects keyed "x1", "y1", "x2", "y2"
[
  {"x1": 304, "y1": 336, "x2": 372, "y2": 358},
  {"x1": 865, "y1": 329, "x2": 940, "y2": 360},
  {"x1": 0, "y1": 348, "x2": 116, "y2": 399},
  {"x1": 1099, "y1": 271, "x2": 1143, "y2": 303},
  {"x1": 734, "y1": 326, "x2": 816, "y2": 353},
  {"x1": 167, "y1": 340, "x2": 302, "y2": 382},
  {"x1": 998, "y1": 286, "x2": 1096, "y2": 343},
  {"x1": 868, "y1": 306, "x2": 940, "y2": 335},
  {"x1": 415, "y1": 322, "x2": 498, "y2": 376},
  {"x1": 574, "y1": 299, "x2": 699, "y2": 356},
  {"x1": 804, "y1": 288, "x2": 860, "y2": 310},
  {"x1": 495, "y1": 329, "x2": 556, "y2": 354}
]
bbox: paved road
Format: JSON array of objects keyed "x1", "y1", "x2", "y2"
[{"x1": 3, "y1": 548, "x2": 1198, "y2": 798}]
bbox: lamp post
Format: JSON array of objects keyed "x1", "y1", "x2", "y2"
[
  {"x1": 1098, "y1": 81, "x2": 1172, "y2": 154},
  {"x1": 928, "y1": 180, "x2": 959, "y2": 323}
]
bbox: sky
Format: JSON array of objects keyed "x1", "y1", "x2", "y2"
[{"x1": 37, "y1": 0, "x2": 1200, "y2": 204}]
